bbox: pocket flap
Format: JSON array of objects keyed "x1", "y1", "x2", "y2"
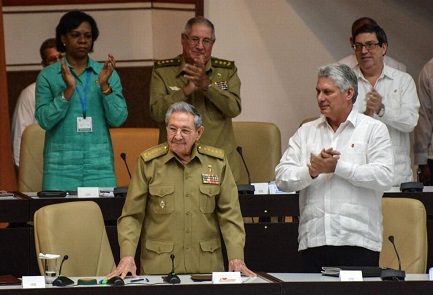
[
  {"x1": 149, "y1": 185, "x2": 175, "y2": 198},
  {"x1": 199, "y1": 185, "x2": 220, "y2": 197},
  {"x1": 199, "y1": 238, "x2": 221, "y2": 253},
  {"x1": 146, "y1": 239, "x2": 174, "y2": 254}
]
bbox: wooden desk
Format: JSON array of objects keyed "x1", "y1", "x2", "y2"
[
  {"x1": 1, "y1": 273, "x2": 433, "y2": 295},
  {"x1": 1, "y1": 191, "x2": 433, "y2": 277},
  {"x1": 272, "y1": 273, "x2": 433, "y2": 295}
]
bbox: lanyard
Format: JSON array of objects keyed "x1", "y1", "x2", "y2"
[{"x1": 76, "y1": 70, "x2": 91, "y2": 119}]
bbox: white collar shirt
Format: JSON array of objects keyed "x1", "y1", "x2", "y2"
[
  {"x1": 353, "y1": 65, "x2": 419, "y2": 186},
  {"x1": 275, "y1": 110, "x2": 394, "y2": 251}
]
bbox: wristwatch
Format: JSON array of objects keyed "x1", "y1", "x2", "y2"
[{"x1": 378, "y1": 103, "x2": 385, "y2": 117}]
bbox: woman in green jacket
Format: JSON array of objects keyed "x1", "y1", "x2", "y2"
[{"x1": 35, "y1": 10, "x2": 128, "y2": 191}]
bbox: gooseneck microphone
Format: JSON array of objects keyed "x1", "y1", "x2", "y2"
[
  {"x1": 163, "y1": 254, "x2": 181, "y2": 284},
  {"x1": 52, "y1": 255, "x2": 74, "y2": 286},
  {"x1": 58, "y1": 255, "x2": 68, "y2": 276},
  {"x1": 114, "y1": 152, "x2": 130, "y2": 198},
  {"x1": 120, "y1": 152, "x2": 131, "y2": 179},
  {"x1": 380, "y1": 235, "x2": 406, "y2": 281},
  {"x1": 389, "y1": 236, "x2": 402, "y2": 271},
  {"x1": 236, "y1": 146, "x2": 255, "y2": 195}
]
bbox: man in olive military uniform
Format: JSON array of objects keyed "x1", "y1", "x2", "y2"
[
  {"x1": 108, "y1": 102, "x2": 255, "y2": 278},
  {"x1": 150, "y1": 16, "x2": 243, "y2": 183}
]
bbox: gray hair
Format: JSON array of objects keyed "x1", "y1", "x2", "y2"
[
  {"x1": 318, "y1": 63, "x2": 358, "y2": 103},
  {"x1": 165, "y1": 102, "x2": 202, "y2": 130},
  {"x1": 184, "y1": 16, "x2": 215, "y2": 40}
]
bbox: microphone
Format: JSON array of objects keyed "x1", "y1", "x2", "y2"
[
  {"x1": 163, "y1": 254, "x2": 181, "y2": 284},
  {"x1": 380, "y1": 235, "x2": 406, "y2": 281},
  {"x1": 389, "y1": 236, "x2": 402, "y2": 271},
  {"x1": 120, "y1": 152, "x2": 131, "y2": 179},
  {"x1": 236, "y1": 146, "x2": 255, "y2": 195},
  {"x1": 58, "y1": 255, "x2": 68, "y2": 276},
  {"x1": 114, "y1": 152, "x2": 130, "y2": 198},
  {"x1": 52, "y1": 255, "x2": 74, "y2": 286}
]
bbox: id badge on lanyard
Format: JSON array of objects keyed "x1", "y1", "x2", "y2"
[{"x1": 76, "y1": 70, "x2": 93, "y2": 132}]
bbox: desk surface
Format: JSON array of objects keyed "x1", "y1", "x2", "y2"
[
  {"x1": 269, "y1": 272, "x2": 429, "y2": 281},
  {"x1": 1, "y1": 274, "x2": 432, "y2": 295},
  {"x1": 0, "y1": 274, "x2": 277, "y2": 295}
]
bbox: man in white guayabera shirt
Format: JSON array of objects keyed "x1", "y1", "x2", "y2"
[{"x1": 275, "y1": 63, "x2": 394, "y2": 273}]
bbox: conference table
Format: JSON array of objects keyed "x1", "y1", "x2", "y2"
[
  {"x1": 1, "y1": 190, "x2": 433, "y2": 279},
  {"x1": 1, "y1": 273, "x2": 432, "y2": 295}
]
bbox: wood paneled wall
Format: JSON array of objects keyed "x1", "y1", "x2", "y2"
[{"x1": 7, "y1": 67, "x2": 158, "y2": 128}]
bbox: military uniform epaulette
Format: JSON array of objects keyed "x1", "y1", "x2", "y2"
[
  {"x1": 198, "y1": 145, "x2": 225, "y2": 160},
  {"x1": 142, "y1": 143, "x2": 169, "y2": 162},
  {"x1": 211, "y1": 58, "x2": 234, "y2": 69},
  {"x1": 154, "y1": 58, "x2": 181, "y2": 68}
]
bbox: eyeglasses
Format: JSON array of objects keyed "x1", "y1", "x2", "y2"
[
  {"x1": 183, "y1": 34, "x2": 214, "y2": 47},
  {"x1": 167, "y1": 126, "x2": 194, "y2": 137},
  {"x1": 352, "y1": 42, "x2": 381, "y2": 51}
]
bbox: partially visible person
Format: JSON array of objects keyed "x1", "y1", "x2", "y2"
[
  {"x1": 414, "y1": 58, "x2": 433, "y2": 185},
  {"x1": 351, "y1": 24, "x2": 419, "y2": 186},
  {"x1": 275, "y1": 63, "x2": 394, "y2": 273},
  {"x1": 150, "y1": 16, "x2": 243, "y2": 183},
  {"x1": 338, "y1": 17, "x2": 406, "y2": 72},
  {"x1": 108, "y1": 101, "x2": 255, "y2": 278},
  {"x1": 35, "y1": 10, "x2": 128, "y2": 191},
  {"x1": 11, "y1": 38, "x2": 62, "y2": 168}
]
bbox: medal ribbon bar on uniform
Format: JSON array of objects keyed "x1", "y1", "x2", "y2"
[{"x1": 201, "y1": 174, "x2": 220, "y2": 184}]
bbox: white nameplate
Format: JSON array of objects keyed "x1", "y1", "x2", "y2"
[
  {"x1": 339, "y1": 270, "x2": 363, "y2": 281},
  {"x1": 252, "y1": 182, "x2": 269, "y2": 194},
  {"x1": 77, "y1": 187, "x2": 100, "y2": 198},
  {"x1": 22, "y1": 276, "x2": 45, "y2": 288},
  {"x1": 212, "y1": 272, "x2": 241, "y2": 284},
  {"x1": 268, "y1": 181, "x2": 294, "y2": 194}
]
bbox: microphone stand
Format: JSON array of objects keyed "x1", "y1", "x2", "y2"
[
  {"x1": 380, "y1": 236, "x2": 406, "y2": 281},
  {"x1": 236, "y1": 146, "x2": 255, "y2": 195},
  {"x1": 114, "y1": 153, "x2": 131, "y2": 197},
  {"x1": 163, "y1": 254, "x2": 180, "y2": 284},
  {"x1": 52, "y1": 255, "x2": 74, "y2": 286}
]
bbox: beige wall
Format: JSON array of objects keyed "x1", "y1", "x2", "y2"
[
  {"x1": 4, "y1": 0, "x2": 433, "y2": 178},
  {"x1": 3, "y1": 2, "x2": 195, "y2": 70},
  {"x1": 205, "y1": 0, "x2": 433, "y2": 163}
]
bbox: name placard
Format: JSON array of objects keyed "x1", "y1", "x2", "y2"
[
  {"x1": 77, "y1": 187, "x2": 99, "y2": 198},
  {"x1": 212, "y1": 272, "x2": 241, "y2": 284},
  {"x1": 22, "y1": 276, "x2": 45, "y2": 288},
  {"x1": 339, "y1": 270, "x2": 363, "y2": 281}
]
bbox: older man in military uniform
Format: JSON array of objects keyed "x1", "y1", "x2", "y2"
[
  {"x1": 108, "y1": 102, "x2": 255, "y2": 278},
  {"x1": 150, "y1": 16, "x2": 243, "y2": 183}
]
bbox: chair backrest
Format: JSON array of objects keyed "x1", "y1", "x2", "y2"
[
  {"x1": 34, "y1": 201, "x2": 116, "y2": 277},
  {"x1": 18, "y1": 126, "x2": 159, "y2": 191},
  {"x1": 299, "y1": 117, "x2": 319, "y2": 127},
  {"x1": 109, "y1": 128, "x2": 159, "y2": 186},
  {"x1": 18, "y1": 123, "x2": 45, "y2": 192},
  {"x1": 380, "y1": 197, "x2": 427, "y2": 274},
  {"x1": 233, "y1": 121, "x2": 281, "y2": 183}
]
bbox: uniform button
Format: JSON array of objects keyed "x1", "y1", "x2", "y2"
[
  {"x1": 186, "y1": 194, "x2": 189, "y2": 198},
  {"x1": 186, "y1": 229, "x2": 190, "y2": 233},
  {"x1": 186, "y1": 211, "x2": 190, "y2": 215},
  {"x1": 186, "y1": 246, "x2": 190, "y2": 250}
]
